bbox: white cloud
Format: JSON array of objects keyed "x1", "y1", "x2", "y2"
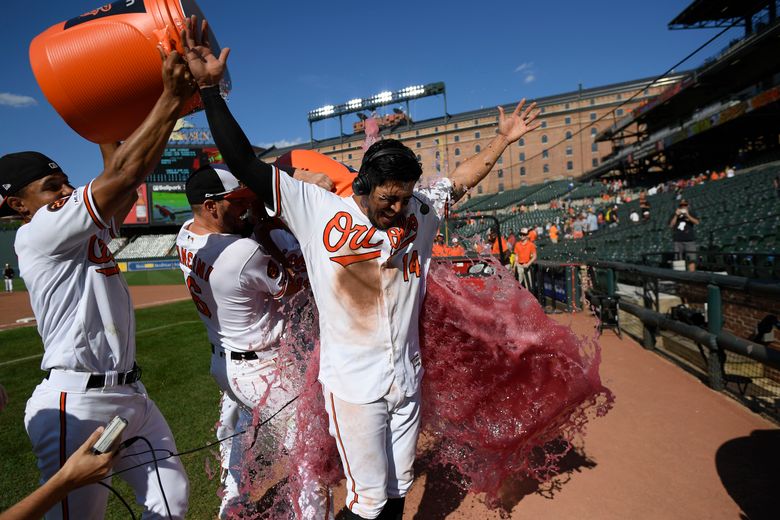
[
  {"x1": 256, "y1": 137, "x2": 305, "y2": 149},
  {"x1": 0, "y1": 92, "x2": 37, "y2": 108},
  {"x1": 514, "y1": 62, "x2": 533, "y2": 73},
  {"x1": 524, "y1": 73, "x2": 536, "y2": 84}
]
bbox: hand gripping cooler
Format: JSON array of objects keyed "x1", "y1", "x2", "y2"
[{"x1": 29, "y1": 0, "x2": 230, "y2": 143}]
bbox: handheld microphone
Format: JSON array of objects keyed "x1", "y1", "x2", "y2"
[{"x1": 413, "y1": 194, "x2": 430, "y2": 215}]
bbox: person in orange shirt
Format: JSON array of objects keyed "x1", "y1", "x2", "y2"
[
  {"x1": 548, "y1": 223, "x2": 559, "y2": 243},
  {"x1": 528, "y1": 228, "x2": 538, "y2": 242},
  {"x1": 513, "y1": 228, "x2": 537, "y2": 288},
  {"x1": 432, "y1": 233, "x2": 447, "y2": 257},
  {"x1": 487, "y1": 228, "x2": 509, "y2": 264},
  {"x1": 448, "y1": 237, "x2": 466, "y2": 256}
]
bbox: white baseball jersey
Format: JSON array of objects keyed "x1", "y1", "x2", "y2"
[
  {"x1": 175, "y1": 220, "x2": 293, "y2": 357},
  {"x1": 14, "y1": 182, "x2": 133, "y2": 372},
  {"x1": 270, "y1": 166, "x2": 452, "y2": 404}
]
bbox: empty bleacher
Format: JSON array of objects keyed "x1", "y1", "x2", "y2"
[{"x1": 114, "y1": 234, "x2": 177, "y2": 260}]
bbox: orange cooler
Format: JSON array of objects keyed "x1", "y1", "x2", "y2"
[{"x1": 29, "y1": 0, "x2": 229, "y2": 143}]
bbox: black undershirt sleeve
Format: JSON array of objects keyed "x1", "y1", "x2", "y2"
[{"x1": 200, "y1": 86, "x2": 274, "y2": 207}]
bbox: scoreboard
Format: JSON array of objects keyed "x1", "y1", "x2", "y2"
[{"x1": 147, "y1": 145, "x2": 223, "y2": 183}]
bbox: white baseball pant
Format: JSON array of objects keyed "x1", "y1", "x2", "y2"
[
  {"x1": 24, "y1": 376, "x2": 189, "y2": 519},
  {"x1": 4, "y1": 278, "x2": 12, "y2": 291},
  {"x1": 323, "y1": 382, "x2": 421, "y2": 519},
  {"x1": 211, "y1": 347, "x2": 333, "y2": 519}
]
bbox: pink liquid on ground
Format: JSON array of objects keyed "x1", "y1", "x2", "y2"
[{"x1": 233, "y1": 260, "x2": 612, "y2": 516}]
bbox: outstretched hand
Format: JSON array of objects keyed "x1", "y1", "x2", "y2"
[
  {"x1": 157, "y1": 47, "x2": 197, "y2": 101},
  {"x1": 497, "y1": 99, "x2": 541, "y2": 144},
  {"x1": 182, "y1": 15, "x2": 230, "y2": 88}
]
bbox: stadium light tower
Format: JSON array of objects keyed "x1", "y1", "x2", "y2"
[{"x1": 307, "y1": 82, "x2": 447, "y2": 143}]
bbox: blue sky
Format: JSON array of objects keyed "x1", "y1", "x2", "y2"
[{"x1": 1, "y1": 0, "x2": 742, "y2": 187}]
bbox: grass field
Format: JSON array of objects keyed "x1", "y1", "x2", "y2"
[
  {"x1": 9, "y1": 268, "x2": 184, "y2": 292},
  {"x1": 0, "y1": 300, "x2": 222, "y2": 518}
]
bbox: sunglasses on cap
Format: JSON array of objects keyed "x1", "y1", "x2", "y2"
[{"x1": 204, "y1": 187, "x2": 255, "y2": 201}]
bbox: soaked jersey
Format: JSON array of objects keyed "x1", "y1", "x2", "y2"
[
  {"x1": 270, "y1": 165, "x2": 452, "y2": 404},
  {"x1": 15, "y1": 183, "x2": 131, "y2": 372},
  {"x1": 175, "y1": 220, "x2": 294, "y2": 358}
]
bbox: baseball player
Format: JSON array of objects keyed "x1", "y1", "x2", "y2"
[
  {"x1": 175, "y1": 164, "x2": 331, "y2": 518},
  {"x1": 3, "y1": 263, "x2": 14, "y2": 292},
  {"x1": 0, "y1": 49, "x2": 194, "y2": 519},
  {"x1": 183, "y1": 16, "x2": 540, "y2": 519}
]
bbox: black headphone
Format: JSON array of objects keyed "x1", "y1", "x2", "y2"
[{"x1": 353, "y1": 145, "x2": 429, "y2": 214}]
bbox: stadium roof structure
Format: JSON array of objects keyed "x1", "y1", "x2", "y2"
[
  {"x1": 669, "y1": 0, "x2": 776, "y2": 30},
  {"x1": 597, "y1": 15, "x2": 780, "y2": 143}
]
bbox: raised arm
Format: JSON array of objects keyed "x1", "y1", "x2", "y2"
[
  {"x1": 90, "y1": 51, "x2": 195, "y2": 222},
  {"x1": 449, "y1": 100, "x2": 540, "y2": 202},
  {"x1": 181, "y1": 16, "x2": 275, "y2": 207}
]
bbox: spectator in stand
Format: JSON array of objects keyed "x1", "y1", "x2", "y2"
[
  {"x1": 726, "y1": 166, "x2": 735, "y2": 178},
  {"x1": 513, "y1": 228, "x2": 537, "y2": 289},
  {"x1": 535, "y1": 224, "x2": 543, "y2": 239},
  {"x1": 449, "y1": 237, "x2": 466, "y2": 256},
  {"x1": 528, "y1": 227, "x2": 538, "y2": 242},
  {"x1": 572, "y1": 214, "x2": 585, "y2": 239},
  {"x1": 548, "y1": 222, "x2": 559, "y2": 244},
  {"x1": 605, "y1": 205, "x2": 620, "y2": 227},
  {"x1": 487, "y1": 228, "x2": 509, "y2": 264},
  {"x1": 629, "y1": 210, "x2": 640, "y2": 223},
  {"x1": 670, "y1": 199, "x2": 700, "y2": 272},
  {"x1": 432, "y1": 233, "x2": 446, "y2": 257},
  {"x1": 586, "y1": 208, "x2": 598, "y2": 234},
  {"x1": 597, "y1": 211, "x2": 605, "y2": 226},
  {"x1": 710, "y1": 170, "x2": 719, "y2": 181}
]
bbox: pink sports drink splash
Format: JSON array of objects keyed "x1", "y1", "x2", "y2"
[{"x1": 232, "y1": 259, "x2": 612, "y2": 516}]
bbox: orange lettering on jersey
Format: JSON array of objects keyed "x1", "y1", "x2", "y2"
[
  {"x1": 323, "y1": 211, "x2": 385, "y2": 267},
  {"x1": 87, "y1": 236, "x2": 119, "y2": 277}
]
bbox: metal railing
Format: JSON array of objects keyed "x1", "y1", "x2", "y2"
[{"x1": 531, "y1": 259, "x2": 780, "y2": 421}]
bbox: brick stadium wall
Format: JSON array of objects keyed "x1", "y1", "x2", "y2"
[{"x1": 678, "y1": 282, "x2": 780, "y2": 381}]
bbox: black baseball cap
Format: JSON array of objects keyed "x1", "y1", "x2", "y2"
[
  {"x1": 0, "y1": 151, "x2": 64, "y2": 217},
  {"x1": 185, "y1": 165, "x2": 254, "y2": 205}
]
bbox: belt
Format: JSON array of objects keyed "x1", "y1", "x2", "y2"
[
  {"x1": 46, "y1": 364, "x2": 142, "y2": 389},
  {"x1": 211, "y1": 344, "x2": 259, "y2": 361}
]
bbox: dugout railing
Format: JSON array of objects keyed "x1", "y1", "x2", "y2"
[{"x1": 530, "y1": 259, "x2": 780, "y2": 422}]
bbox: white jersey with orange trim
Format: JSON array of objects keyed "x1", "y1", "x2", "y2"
[
  {"x1": 269, "y1": 166, "x2": 452, "y2": 404},
  {"x1": 14, "y1": 183, "x2": 132, "y2": 373},
  {"x1": 175, "y1": 220, "x2": 291, "y2": 356}
]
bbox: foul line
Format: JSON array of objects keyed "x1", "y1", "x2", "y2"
[{"x1": 0, "y1": 321, "x2": 200, "y2": 368}]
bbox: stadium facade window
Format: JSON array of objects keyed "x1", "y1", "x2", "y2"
[
  {"x1": 434, "y1": 138, "x2": 439, "y2": 145},
  {"x1": 475, "y1": 144, "x2": 481, "y2": 153},
  {"x1": 455, "y1": 148, "x2": 461, "y2": 156},
  {"x1": 592, "y1": 142, "x2": 598, "y2": 152},
  {"x1": 348, "y1": 154, "x2": 352, "y2": 159},
  {"x1": 564, "y1": 103, "x2": 570, "y2": 109},
  {"x1": 519, "y1": 152, "x2": 525, "y2": 161},
  {"x1": 477, "y1": 184, "x2": 483, "y2": 194},
  {"x1": 541, "y1": 134, "x2": 548, "y2": 144},
  {"x1": 435, "y1": 127, "x2": 438, "y2": 132},
  {"x1": 565, "y1": 131, "x2": 572, "y2": 140},
  {"x1": 475, "y1": 131, "x2": 481, "y2": 139},
  {"x1": 616, "y1": 109, "x2": 624, "y2": 116},
  {"x1": 497, "y1": 169, "x2": 503, "y2": 178},
  {"x1": 498, "y1": 183, "x2": 505, "y2": 192},
  {"x1": 541, "y1": 120, "x2": 547, "y2": 128},
  {"x1": 416, "y1": 142, "x2": 421, "y2": 148},
  {"x1": 542, "y1": 149, "x2": 549, "y2": 158},
  {"x1": 543, "y1": 164, "x2": 549, "y2": 173},
  {"x1": 590, "y1": 112, "x2": 597, "y2": 121},
  {"x1": 416, "y1": 154, "x2": 421, "y2": 161},
  {"x1": 590, "y1": 99, "x2": 596, "y2": 106},
  {"x1": 616, "y1": 93, "x2": 622, "y2": 100},
  {"x1": 454, "y1": 123, "x2": 458, "y2": 129},
  {"x1": 518, "y1": 137, "x2": 524, "y2": 146},
  {"x1": 435, "y1": 150, "x2": 440, "y2": 159},
  {"x1": 566, "y1": 146, "x2": 573, "y2": 156},
  {"x1": 591, "y1": 127, "x2": 597, "y2": 136},
  {"x1": 520, "y1": 166, "x2": 526, "y2": 176},
  {"x1": 454, "y1": 135, "x2": 460, "y2": 142},
  {"x1": 565, "y1": 116, "x2": 571, "y2": 125},
  {"x1": 592, "y1": 158, "x2": 598, "y2": 167},
  {"x1": 415, "y1": 130, "x2": 420, "y2": 136},
  {"x1": 474, "y1": 119, "x2": 479, "y2": 125},
  {"x1": 566, "y1": 160, "x2": 573, "y2": 170},
  {"x1": 497, "y1": 156, "x2": 503, "y2": 164},
  {"x1": 540, "y1": 107, "x2": 545, "y2": 113}
]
